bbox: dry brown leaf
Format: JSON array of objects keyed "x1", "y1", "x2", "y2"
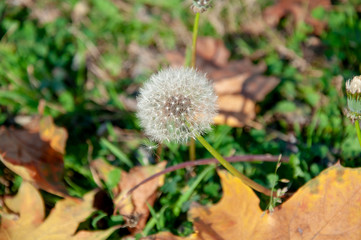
[
  {"x1": 0, "y1": 116, "x2": 68, "y2": 196},
  {"x1": 196, "y1": 37, "x2": 230, "y2": 67},
  {"x1": 264, "y1": 0, "x2": 331, "y2": 35},
  {"x1": 150, "y1": 164, "x2": 361, "y2": 239},
  {"x1": 0, "y1": 181, "x2": 118, "y2": 240},
  {"x1": 166, "y1": 39, "x2": 280, "y2": 127},
  {"x1": 90, "y1": 159, "x2": 167, "y2": 234},
  {"x1": 114, "y1": 162, "x2": 166, "y2": 233}
]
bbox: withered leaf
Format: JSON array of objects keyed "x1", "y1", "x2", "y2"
[
  {"x1": 264, "y1": 0, "x2": 331, "y2": 35},
  {"x1": 196, "y1": 37, "x2": 230, "y2": 67},
  {"x1": 0, "y1": 182, "x2": 118, "y2": 240},
  {"x1": 90, "y1": 159, "x2": 167, "y2": 234},
  {"x1": 0, "y1": 116, "x2": 68, "y2": 196}
]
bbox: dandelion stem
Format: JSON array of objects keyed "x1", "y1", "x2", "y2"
[
  {"x1": 196, "y1": 135, "x2": 273, "y2": 196},
  {"x1": 191, "y1": 12, "x2": 200, "y2": 68},
  {"x1": 190, "y1": 138, "x2": 196, "y2": 161},
  {"x1": 355, "y1": 120, "x2": 361, "y2": 149},
  {"x1": 189, "y1": 12, "x2": 200, "y2": 161},
  {"x1": 156, "y1": 143, "x2": 163, "y2": 162}
]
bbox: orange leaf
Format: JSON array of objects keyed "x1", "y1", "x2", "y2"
[
  {"x1": 114, "y1": 162, "x2": 167, "y2": 232},
  {"x1": 189, "y1": 170, "x2": 268, "y2": 240},
  {"x1": 269, "y1": 164, "x2": 361, "y2": 239},
  {"x1": 0, "y1": 182, "x2": 118, "y2": 240},
  {"x1": 213, "y1": 95, "x2": 256, "y2": 127},
  {"x1": 0, "y1": 182, "x2": 44, "y2": 239},
  {"x1": 150, "y1": 164, "x2": 361, "y2": 239},
  {"x1": 0, "y1": 116, "x2": 68, "y2": 196},
  {"x1": 37, "y1": 116, "x2": 67, "y2": 154}
]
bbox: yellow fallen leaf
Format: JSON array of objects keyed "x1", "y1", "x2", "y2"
[
  {"x1": 0, "y1": 182, "x2": 118, "y2": 240},
  {"x1": 150, "y1": 164, "x2": 361, "y2": 239}
]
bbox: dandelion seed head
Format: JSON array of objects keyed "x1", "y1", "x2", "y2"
[
  {"x1": 346, "y1": 76, "x2": 361, "y2": 94},
  {"x1": 346, "y1": 76, "x2": 361, "y2": 122},
  {"x1": 137, "y1": 67, "x2": 218, "y2": 143},
  {"x1": 191, "y1": 0, "x2": 212, "y2": 13}
]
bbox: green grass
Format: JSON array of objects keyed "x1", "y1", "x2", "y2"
[{"x1": 1, "y1": 0, "x2": 361, "y2": 238}]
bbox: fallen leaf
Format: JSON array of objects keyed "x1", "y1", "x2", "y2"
[
  {"x1": 213, "y1": 95, "x2": 256, "y2": 128},
  {"x1": 196, "y1": 37, "x2": 230, "y2": 67},
  {"x1": 263, "y1": 0, "x2": 331, "y2": 35},
  {"x1": 90, "y1": 158, "x2": 121, "y2": 194},
  {"x1": 141, "y1": 232, "x2": 190, "y2": 240},
  {"x1": 0, "y1": 181, "x2": 118, "y2": 240},
  {"x1": 37, "y1": 116, "x2": 67, "y2": 154},
  {"x1": 0, "y1": 116, "x2": 68, "y2": 196},
  {"x1": 188, "y1": 171, "x2": 267, "y2": 240},
  {"x1": 269, "y1": 165, "x2": 361, "y2": 239},
  {"x1": 114, "y1": 162, "x2": 166, "y2": 233},
  {"x1": 0, "y1": 180, "x2": 44, "y2": 239},
  {"x1": 166, "y1": 40, "x2": 280, "y2": 127},
  {"x1": 151, "y1": 164, "x2": 361, "y2": 239},
  {"x1": 90, "y1": 159, "x2": 167, "y2": 234}
]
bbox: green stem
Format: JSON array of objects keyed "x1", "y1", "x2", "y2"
[
  {"x1": 196, "y1": 135, "x2": 272, "y2": 196},
  {"x1": 355, "y1": 120, "x2": 361, "y2": 149},
  {"x1": 188, "y1": 12, "x2": 200, "y2": 160},
  {"x1": 191, "y1": 12, "x2": 200, "y2": 68}
]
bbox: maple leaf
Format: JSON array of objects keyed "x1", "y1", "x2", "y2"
[
  {"x1": 148, "y1": 164, "x2": 361, "y2": 240},
  {"x1": 0, "y1": 181, "x2": 118, "y2": 240},
  {"x1": 166, "y1": 37, "x2": 279, "y2": 127},
  {"x1": 90, "y1": 159, "x2": 167, "y2": 234},
  {"x1": 0, "y1": 116, "x2": 68, "y2": 196}
]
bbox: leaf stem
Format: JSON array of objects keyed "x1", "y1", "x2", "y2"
[
  {"x1": 355, "y1": 120, "x2": 361, "y2": 149},
  {"x1": 196, "y1": 135, "x2": 272, "y2": 196}
]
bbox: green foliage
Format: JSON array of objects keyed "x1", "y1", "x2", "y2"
[{"x1": 1, "y1": 0, "x2": 361, "y2": 238}]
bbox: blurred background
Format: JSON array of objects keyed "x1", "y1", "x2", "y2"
[{"x1": 1, "y1": 0, "x2": 361, "y2": 238}]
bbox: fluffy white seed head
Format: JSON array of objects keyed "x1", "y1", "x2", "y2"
[
  {"x1": 137, "y1": 67, "x2": 218, "y2": 143},
  {"x1": 346, "y1": 76, "x2": 361, "y2": 121},
  {"x1": 191, "y1": 0, "x2": 212, "y2": 13},
  {"x1": 346, "y1": 76, "x2": 361, "y2": 94}
]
